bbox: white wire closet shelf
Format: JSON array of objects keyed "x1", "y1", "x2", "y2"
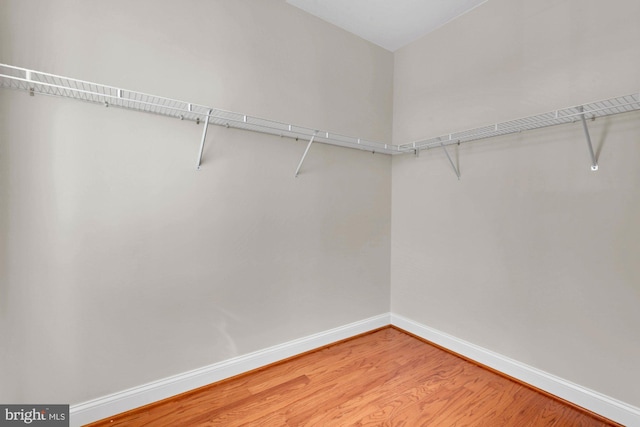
[
  {"x1": 2, "y1": 64, "x2": 639, "y2": 167},
  {"x1": 0, "y1": 64, "x2": 398, "y2": 156},
  {"x1": 398, "y1": 93, "x2": 640, "y2": 153}
]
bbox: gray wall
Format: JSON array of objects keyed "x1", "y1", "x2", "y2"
[
  {"x1": 0, "y1": 0, "x2": 393, "y2": 403},
  {"x1": 391, "y1": 0, "x2": 640, "y2": 406}
]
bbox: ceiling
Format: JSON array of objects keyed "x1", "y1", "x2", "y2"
[{"x1": 286, "y1": 0, "x2": 488, "y2": 52}]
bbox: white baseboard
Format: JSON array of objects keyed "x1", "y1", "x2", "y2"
[
  {"x1": 70, "y1": 313, "x2": 390, "y2": 427},
  {"x1": 71, "y1": 312, "x2": 639, "y2": 427},
  {"x1": 390, "y1": 313, "x2": 640, "y2": 427}
]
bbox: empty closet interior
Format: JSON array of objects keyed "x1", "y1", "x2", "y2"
[{"x1": 1, "y1": 0, "x2": 639, "y2": 425}]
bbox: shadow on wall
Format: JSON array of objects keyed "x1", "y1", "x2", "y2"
[
  {"x1": 0, "y1": 0, "x2": 10, "y2": 321},
  {"x1": 210, "y1": 306, "x2": 240, "y2": 361},
  {"x1": 0, "y1": 96, "x2": 10, "y2": 318},
  {"x1": 594, "y1": 116, "x2": 611, "y2": 161}
]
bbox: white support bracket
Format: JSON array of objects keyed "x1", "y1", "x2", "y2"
[
  {"x1": 441, "y1": 142, "x2": 460, "y2": 180},
  {"x1": 24, "y1": 69, "x2": 35, "y2": 96},
  {"x1": 294, "y1": 131, "x2": 318, "y2": 177},
  {"x1": 578, "y1": 106, "x2": 599, "y2": 171},
  {"x1": 196, "y1": 109, "x2": 213, "y2": 170}
]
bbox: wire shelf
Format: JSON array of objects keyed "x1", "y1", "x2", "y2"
[
  {"x1": 2, "y1": 64, "x2": 638, "y2": 159},
  {"x1": 398, "y1": 93, "x2": 640, "y2": 153},
  {"x1": 0, "y1": 64, "x2": 398, "y2": 155}
]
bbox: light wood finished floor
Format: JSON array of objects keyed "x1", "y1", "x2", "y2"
[{"x1": 87, "y1": 327, "x2": 620, "y2": 426}]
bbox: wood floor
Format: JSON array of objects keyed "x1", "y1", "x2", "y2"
[{"x1": 87, "y1": 327, "x2": 620, "y2": 426}]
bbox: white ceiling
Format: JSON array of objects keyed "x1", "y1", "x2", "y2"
[{"x1": 286, "y1": 0, "x2": 487, "y2": 52}]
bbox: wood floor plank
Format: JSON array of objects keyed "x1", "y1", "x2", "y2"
[
  {"x1": 86, "y1": 327, "x2": 621, "y2": 427},
  {"x1": 295, "y1": 344, "x2": 460, "y2": 425}
]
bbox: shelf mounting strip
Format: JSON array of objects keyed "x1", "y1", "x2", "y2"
[{"x1": 0, "y1": 63, "x2": 398, "y2": 172}]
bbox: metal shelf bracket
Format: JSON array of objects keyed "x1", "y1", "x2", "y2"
[
  {"x1": 294, "y1": 131, "x2": 318, "y2": 177},
  {"x1": 441, "y1": 142, "x2": 460, "y2": 180},
  {"x1": 578, "y1": 106, "x2": 599, "y2": 171},
  {"x1": 196, "y1": 109, "x2": 213, "y2": 170}
]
